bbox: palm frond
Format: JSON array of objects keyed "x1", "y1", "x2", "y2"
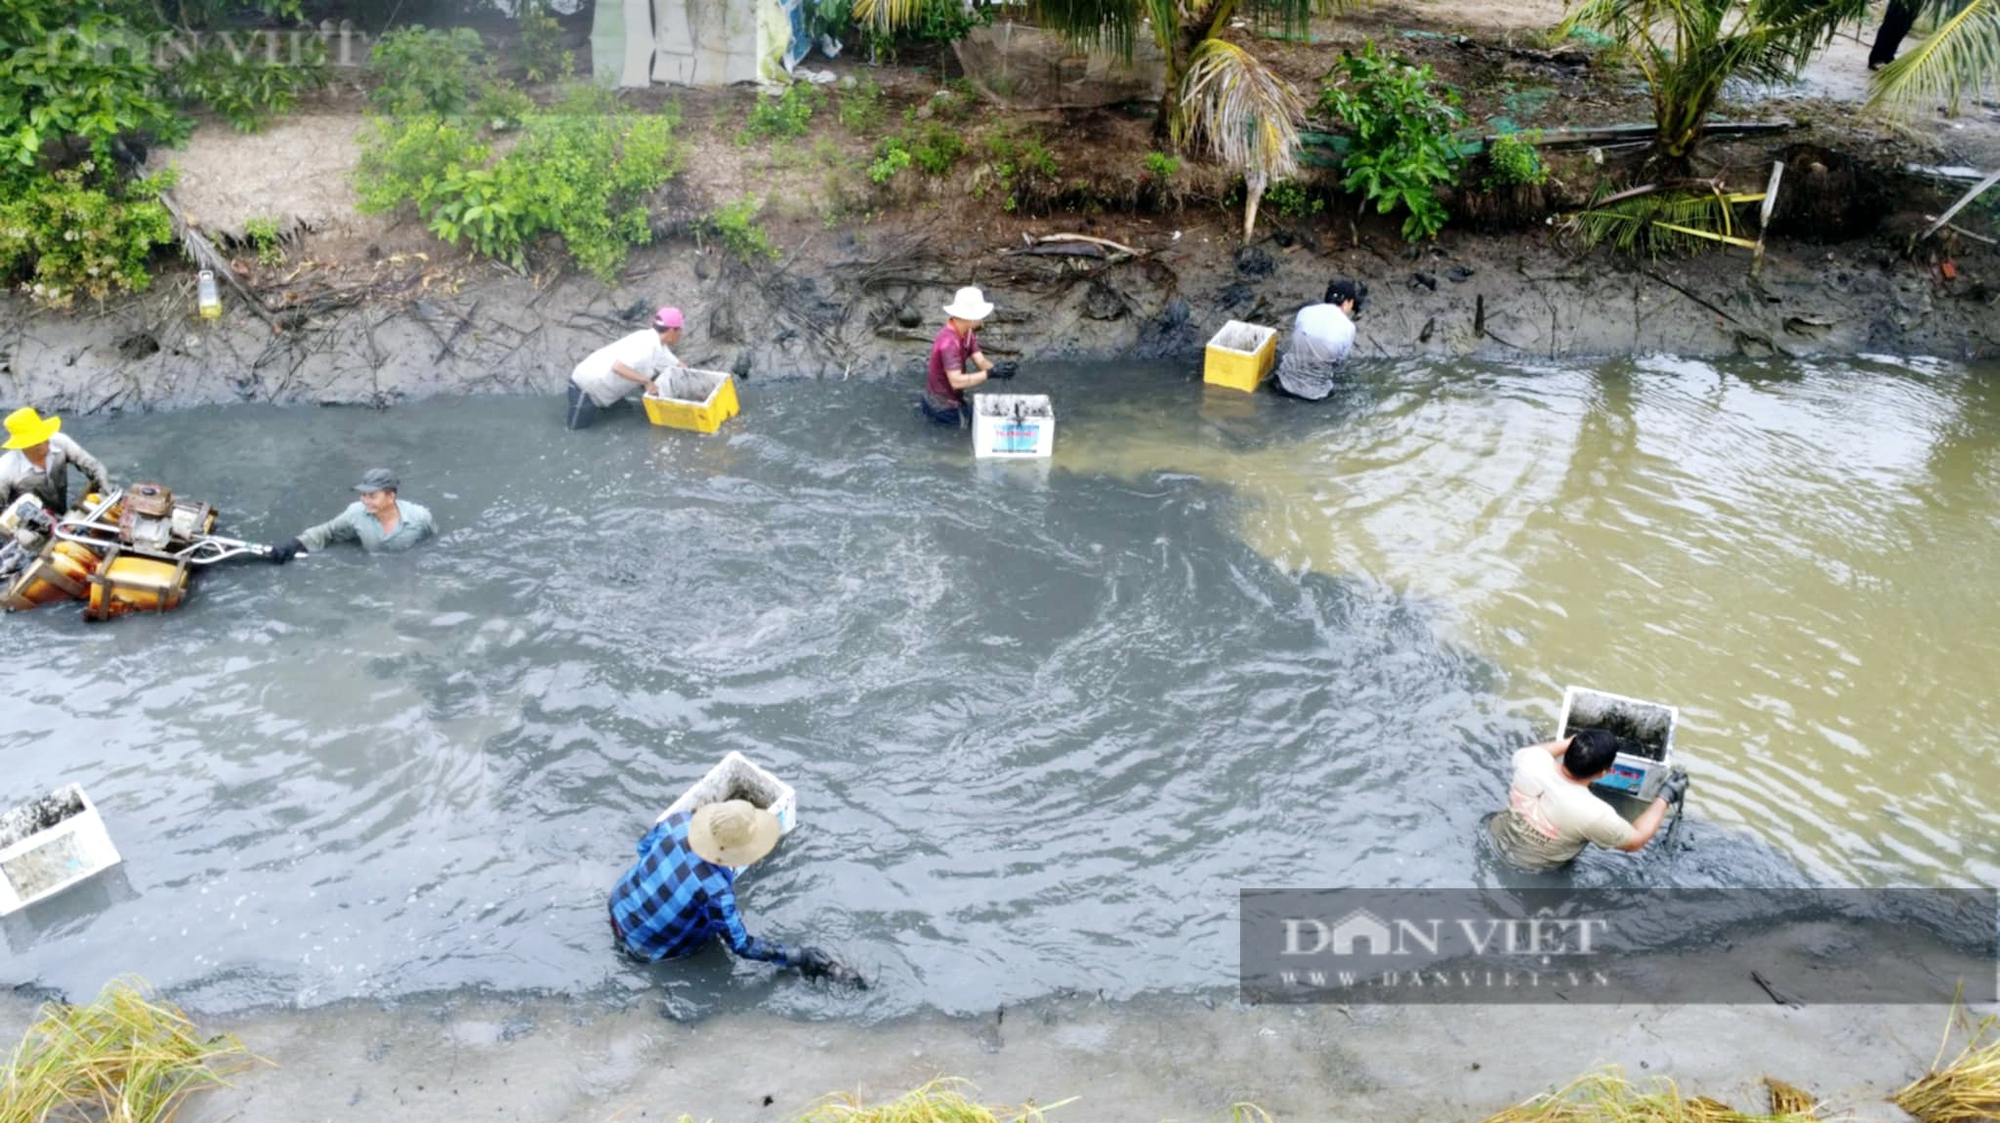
[
  {"x1": 1869, "y1": 0, "x2": 2000, "y2": 109},
  {"x1": 1175, "y1": 37, "x2": 1305, "y2": 179},
  {"x1": 1562, "y1": 188, "x2": 1755, "y2": 257}
]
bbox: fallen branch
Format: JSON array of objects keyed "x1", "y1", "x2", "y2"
[
  {"x1": 1030, "y1": 233, "x2": 1144, "y2": 257},
  {"x1": 1921, "y1": 166, "x2": 2000, "y2": 243}
]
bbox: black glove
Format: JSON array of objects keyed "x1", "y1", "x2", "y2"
[
  {"x1": 795, "y1": 946, "x2": 867, "y2": 988},
  {"x1": 988, "y1": 360, "x2": 1018, "y2": 380},
  {"x1": 267, "y1": 538, "x2": 303, "y2": 565},
  {"x1": 1658, "y1": 768, "x2": 1691, "y2": 805}
]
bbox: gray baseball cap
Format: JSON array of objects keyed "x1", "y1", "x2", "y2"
[{"x1": 353, "y1": 468, "x2": 399, "y2": 493}]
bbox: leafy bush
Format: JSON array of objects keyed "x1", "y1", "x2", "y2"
[
  {"x1": 978, "y1": 129, "x2": 1059, "y2": 212},
  {"x1": 1484, "y1": 131, "x2": 1548, "y2": 187},
  {"x1": 1318, "y1": 41, "x2": 1466, "y2": 241},
  {"x1": 868, "y1": 139, "x2": 912, "y2": 184},
  {"x1": 739, "y1": 82, "x2": 820, "y2": 143},
  {"x1": 837, "y1": 77, "x2": 886, "y2": 133},
  {"x1": 369, "y1": 26, "x2": 486, "y2": 117},
  {"x1": 354, "y1": 88, "x2": 681, "y2": 281},
  {"x1": 1143, "y1": 150, "x2": 1181, "y2": 179},
  {"x1": 0, "y1": 12, "x2": 186, "y2": 168},
  {"x1": 476, "y1": 78, "x2": 536, "y2": 131},
  {"x1": 513, "y1": 0, "x2": 573, "y2": 83},
  {"x1": 167, "y1": 40, "x2": 328, "y2": 133},
  {"x1": 0, "y1": 163, "x2": 177, "y2": 308},
  {"x1": 909, "y1": 121, "x2": 962, "y2": 175},
  {"x1": 244, "y1": 215, "x2": 284, "y2": 266},
  {"x1": 1265, "y1": 178, "x2": 1323, "y2": 218},
  {"x1": 705, "y1": 195, "x2": 776, "y2": 264}
]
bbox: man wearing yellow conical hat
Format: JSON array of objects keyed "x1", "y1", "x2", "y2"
[{"x1": 0, "y1": 407, "x2": 111, "y2": 514}]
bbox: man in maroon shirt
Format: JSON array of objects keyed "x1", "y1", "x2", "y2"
[{"x1": 922, "y1": 286, "x2": 1013, "y2": 426}]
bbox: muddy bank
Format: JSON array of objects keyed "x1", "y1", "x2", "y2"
[
  {"x1": 2, "y1": 221, "x2": 1992, "y2": 415},
  {"x1": 0, "y1": 987, "x2": 1951, "y2": 1123}
]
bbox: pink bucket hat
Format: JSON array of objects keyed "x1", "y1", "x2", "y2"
[{"x1": 653, "y1": 306, "x2": 684, "y2": 330}]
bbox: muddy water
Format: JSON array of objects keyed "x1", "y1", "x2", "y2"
[{"x1": 1, "y1": 357, "x2": 1993, "y2": 1017}]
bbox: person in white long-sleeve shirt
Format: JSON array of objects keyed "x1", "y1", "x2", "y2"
[
  {"x1": 565, "y1": 307, "x2": 687, "y2": 431},
  {"x1": 1275, "y1": 278, "x2": 1363, "y2": 401},
  {"x1": 0, "y1": 407, "x2": 111, "y2": 513}
]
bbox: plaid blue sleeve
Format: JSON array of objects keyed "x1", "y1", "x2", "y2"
[
  {"x1": 635, "y1": 819, "x2": 672, "y2": 858},
  {"x1": 705, "y1": 879, "x2": 794, "y2": 965}
]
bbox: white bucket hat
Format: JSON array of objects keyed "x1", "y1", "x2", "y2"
[
  {"x1": 942, "y1": 285, "x2": 994, "y2": 322},
  {"x1": 688, "y1": 799, "x2": 782, "y2": 868}
]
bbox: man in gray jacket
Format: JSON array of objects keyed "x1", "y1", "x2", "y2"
[{"x1": 268, "y1": 468, "x2": 435, "y2": 563}]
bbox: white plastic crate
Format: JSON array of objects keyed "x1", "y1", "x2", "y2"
[
  {"x1": 658, "y1": 751, "x2": 798, "y2": 835},
  {"x1": 0, "y1": 784, "x2": 122, "y2": 916},
  {"x1": 1556, "y1": 685, "x2": 1679, "y2": 802},
  {"x1": 972, "y1": 394, "x2": 1055, "y2": 459}
]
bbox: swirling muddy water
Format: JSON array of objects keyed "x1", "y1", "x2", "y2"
[{"x1": 3, "y1": 357, "x2": 1995, "y2": 1017}]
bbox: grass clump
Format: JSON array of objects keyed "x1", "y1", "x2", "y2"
[
  {"x1": 975, "y1": 128, "x2": 1059, "y2": 212},
  {"x1": 1264, "y1": 178, "x2": 1323, "y2": 219},
  {"x1": 1479, "y1": 1069, "x2": 1820, "y2": 1123},
  {"x1": 0, "y1": 977, "x2": 263, "y2": 1122},
  {"x1": 1484, "y1": 131, "x2": 1548, "y2": 187},
  {"x1": 705, "y1": 195, "x2": 778, "y2": 264},
  {"x1": 244, "y1": 215, "x2": 285, "y2": 266},
  {"x1": 1895, "y1": 1012, "x2": 2000, "y2": 1123},
  {"x1": 1143, "y1": 150, "x2": 1181, "y2": 179},
  {"x1": 838, "y1": 77, "x2": 888, "y2": 133},
  {"x1": 799, "y1": 1078, "x2": 1075, "y2": 1123}
]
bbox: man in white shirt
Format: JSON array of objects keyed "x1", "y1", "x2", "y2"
[
  {"x1": 1487, "y1": 729, "x2": 1687, "y2": 871},
  {"x1": 566, "y1": 307, "x2": 686, "y2": 431},
  {"x1": 0, "y1": 406, "x2": 111, "y2": 513},
  {"x1": 1275, "y1": 278, "x2": 1363, "y2": 401}
]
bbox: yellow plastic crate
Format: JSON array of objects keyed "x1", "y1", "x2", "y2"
[
  {"x1": 643, "y1": 368, "x2": 740, "y2": 434},
  {"x1": 1203, "y1": 320, "x2": 1278, "y2": 393}
]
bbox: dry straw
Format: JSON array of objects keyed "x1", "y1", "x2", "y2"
[
  {"x1": 1478, "y1": 1068, "x2": 1820, "y2": 1123},
  {"x1": 1894, "y1": 1009, "x2": 2000, "y2": 1123},
  {"x1": 0, "y1": 976, "x2": 264, "y2": 1123},
  {"x1": 796, "y1": 1077, "x2": 1077, "y2": 1123}
]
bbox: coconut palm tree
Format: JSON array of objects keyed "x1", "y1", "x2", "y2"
[
  {"x1": 1559, "y1": 0, "x2": 1867, "y2": 173},
  {"x1": 852, "y1": 0, "x2": 1349, "y2": 237},
  {"x1": 1869, "y1": 0, "x2": 2000, "y2": 109}
]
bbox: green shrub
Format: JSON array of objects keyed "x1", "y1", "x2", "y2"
[
  {"x1": 837, "y1": 77, "x2": 886, "y2": 133},
  {"x1": 369, "y1": 26, "x2": 486, "y2": 117},
  {"x1": 513, "y1": 0, "x2": 573, "y2": 83},
  {"x1": 1143, "y1": 151, "x2": 1181, "y2": 179},
  {"x1": 979, "y1": 129, "x2": 1059, "y2": 212},
  {"x1": 244, "y1": 215, "x2": 285, "y2": 266},
  {"x1": 354, "y1": 88, "x2": 680, "y2": 281},
  {"x1": 739, "y1": 82, "x2": 820, "y2": 143},
  {"x1": 704, "y1": 195, "x2": 777, "y2": 264},
  {"x1": 1318, "y1": 40, "x2": 1466, "y2": 241},
  {"x1": 1265, "y1": 178, "x2": 1323, "y2": 219},
  {"x1": 909, "y1": 121, "x2": 962, "y2": 175},
  {"x1": 868, "y1": 138, "x2": 912, "y2": 184},
  {"x1": 476, "y1": 78, "x2": 536, "y2": 131},
  {"x1": 0, "y1": 12, "x2": 186, "y2": 168},
  {"x1": 1484, "y1": 131, "x2": 1549, "y2": 187},
  {"x1": 0, "y1": 163, "x2": 177, "y2": 308},
  {"x1": 167, "y1": 40, "x2": 328, "y2": 133}
]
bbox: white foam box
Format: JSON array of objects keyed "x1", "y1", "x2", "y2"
[
  {"x1": 0, "y1": 784, "x2": 122, "y2": 916},
  {"x1": 1557, "y1": 685, "x2": 1679, "y2": 802},
  {"x1": 972, "y1": 393, "x2": 1055, "y2": 459},
  {"x1": 658, "y1": 751, "x2": 798, "y2": 835}
]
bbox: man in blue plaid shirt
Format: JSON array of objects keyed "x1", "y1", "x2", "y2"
[{"x1": 609, "y1": 799, "x2": 857, "y2": 983}]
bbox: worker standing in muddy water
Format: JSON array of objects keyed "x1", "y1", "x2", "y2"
[
  {"x1": 267, "y1": 469, "x2": 434, "y2": 563},
  {"x1": 921, "y1": 286, "x2": 1015, "y2": 427},
  {"x1": 1486, "y1": 729, "x2": 1689, "y2": 871},
  {"x1": 0, "y1": 407, "x2": 112, "y2": 514},
  {"x1": 609, "y1": 799, "x2": 863, "y2": 985},
  {"x1": 565, "y1": 306, "x2": 686, "y2": 431},
  {"x1": 1275, "y1": 278, "x2": 1364, "y2": 401}
]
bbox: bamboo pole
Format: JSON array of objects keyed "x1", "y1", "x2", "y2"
[{"x1": 1753, "y1": 161, "x2": 1784, "y2": 278}]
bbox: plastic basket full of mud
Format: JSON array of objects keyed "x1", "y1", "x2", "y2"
[
  {"x1": 972, "y1": 393, "x2": 1055, "y2": 458},
  {"x1": 1557, "y1": 685, "x2": 1679, "y2": 802},
  {"x1": 659, "y1": 751, "x2": 797, "y2": 836},
  {"x1": 643, "y1": 368, "x2": 740, "y2": 434},
  {"x1": 1204, "y1": 321, "x2": 1277, "y2": 393},
  {"x1": 0, "y1": 784, "x2": 123, "y2": 915}
]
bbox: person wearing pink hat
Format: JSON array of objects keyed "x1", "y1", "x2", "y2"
[{"x1": 565, "y1": 306, "x2": 687, "y2": 431}]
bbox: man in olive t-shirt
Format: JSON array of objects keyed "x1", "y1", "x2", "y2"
[{"x1": 1487, "y1": 729, "x2": 1685, "y2": 871}]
